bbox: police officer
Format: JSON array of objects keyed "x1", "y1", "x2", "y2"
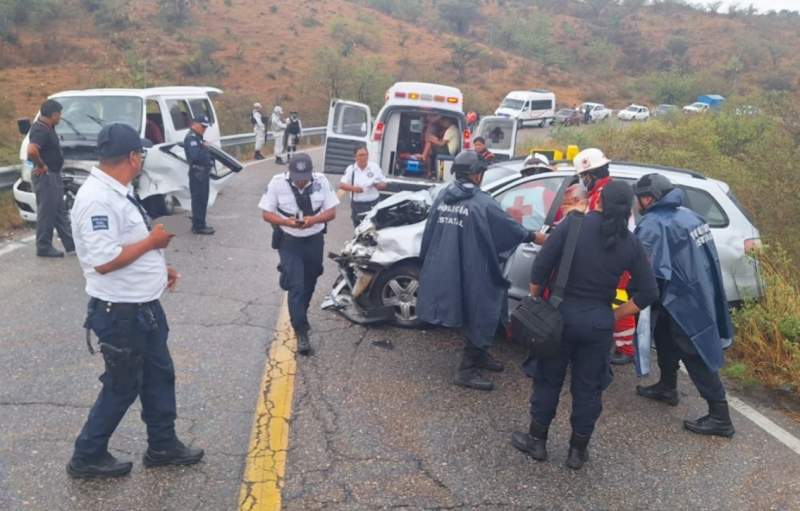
[
  {"x1": 67, "y1": 123, "x2": 203, "y2": 478},
  {"x1": 184, "y1": 114, "x2": 215, "y2": 235},
  {"x1": 514, "y1": 181, "x2": 657, "y2": 470},
  {"x1": 260, "y1": 153, "x2": 339, "y2": 355},
  {"x1": 27, "y1": 99, "x2": 75, "y2": 257},
  {"x1": 253, "y1": 102, "x2": 266, "y2": 160},
  {"x1": 633, "y1": 173, "x2": 736, "y2": 438},
  {"x1": 418, "y1": 151, "x2": 535, "y2": 391},
  {"x1": 271, "y1": 106, "x2": 287, "y2": 164},
  {"x1": 338, "y1": 145, "x2": 387, "y2": 227}
]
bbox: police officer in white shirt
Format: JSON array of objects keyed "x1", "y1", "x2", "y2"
[
  {"x1": 260, "y1": 153, "x2": 339, "y2": 354},
  {"x1": 338, "y1": 145, "x2": 387, "y2": 227},
  {"x1": 67, "y1": 123, "x2": 203, "y2": 479}
]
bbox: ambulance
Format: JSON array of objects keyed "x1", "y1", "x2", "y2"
[{"x1": 323, "y1": 82, "x2": 469, "y2": 193}]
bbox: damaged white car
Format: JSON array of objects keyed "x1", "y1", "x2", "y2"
[
  {"x1": 323, "y1": 161, "x2": 764, "y2": 328},
  {"x1": 14, "y1": 86, "x2": 242, "y2": 221}
]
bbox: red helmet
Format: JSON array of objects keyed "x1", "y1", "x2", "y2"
[{"x1": 466, "y1": 111, "x2": 478, "y2": 124}]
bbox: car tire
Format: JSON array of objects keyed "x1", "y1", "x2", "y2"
[{"x1": 369, "y1": 261, "x2": 423, "y2": 328}]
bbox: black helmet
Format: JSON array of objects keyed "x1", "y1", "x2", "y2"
[
  {"x1": 453, "y1": 150, "x2": 488, "y2": 179},
  {"x1": 633, "y1": 173, "x2": 673, "y2": 200}
]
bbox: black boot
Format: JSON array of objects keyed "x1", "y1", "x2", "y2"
[
  {"x1": 143, "y1": 439, "x2": 204, "y2": 467},
  {"x1": 67, "y1": 452, "x2": 133, "y2": 479},
  {"x1": 636, "y1": 381, "x2": 679, "y2": 406},
  {"x1": 610, "y1": 351, "x2": 633, "y2": 365},
  {"x1": 275, "y1": 156, "x2": 285, "y2": 164},
  {"x1": 477, "y1": 351, "x2": 504, "y2": 372},
  {"x1": 511, "y1": 419, "x2": 548, "y2": 461},
  {"x1": 454, "y1": 347, "x2": 493, "y2": 391},
  {"x1": 684, "y1": 400, "x2": 735, "y2": 438},
  {"x1": 297, "y1": 330, "x2": 312, "y2": 356},
  {"x1": 566, "y1": 432, "x2": 590, "y2": 470},
  {"x1": 254, "y1": 151, "x2": 264, "y2": 160}
]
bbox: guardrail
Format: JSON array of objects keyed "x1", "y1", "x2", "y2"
[{"x1": 0, "y1": 126, "x2": 327, "y2": 191}]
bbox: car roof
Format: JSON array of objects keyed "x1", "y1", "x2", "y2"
[
  {"x1": 627, "y1": 104, "x2": 647, "y2": 108},
  {"x1": 49, "y1": 86, "x2": 223, "y2": 99}
]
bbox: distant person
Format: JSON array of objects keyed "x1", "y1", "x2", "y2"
[
  {"x1": 421, "y1": 114, "x2": 445, "y2": 177},
  {"x1": 473, "y1": 137, "x2": 494, "y2": 165},
  {"x1": 27, "y1": 99, "x2": 75, "y2": 258},
  {"x1": 183, "y1": 115, "x2": 215, "y2": 235},
  {"x1": 284, "y1": 111, "x2": 303, "y2": 161},
  {"x1": 252, "y1": 102, "x2": 266, "y2": 160},
  {"x1": 583, "y1": 106, "x2": 591, "y2": 124},
  {"x1": 271, "y1": 106, "x2": 287, "y2": 164},
  {"x1": 339, "y1": 145, "x2": 387, "y2": 227},
  {"x1": 521, "y1": 153, "x2": 553, "y2": 177},
  {"x1": 466, "y1": 111, "x2": 479, "y2": 132}
]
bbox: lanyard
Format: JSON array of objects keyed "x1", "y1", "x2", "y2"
[{"x1": 126, "y1": 194, "x2": 153, "y2": 231}]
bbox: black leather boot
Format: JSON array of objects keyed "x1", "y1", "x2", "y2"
[
  {"x1": 297, "y1": 330, "x2": 312, "y2": 356},
  {"x1": 454, "y1": 347, "x2": 493, "y2": 391},
  {"x1": 511, "y1": 419, "x2": 548, "y2": 461},
  {"x1": 684, "y1": 400, "x2": 735, "y2": 438},
  {"x1": 477, "y1": 351, "x2": 504, "y2": 372},
  {"x1": 143, "y1": 439, "x2": 204, "y2": 467},
  {"x1": 566, "y1": 432, "x2": 590, "y2": 470},
  {"x1": 67, "y1": 452, "x2": 133, "y2": 479},
  {"x1": 636, "y1": 381, "x2": 679, "y2": 406}
]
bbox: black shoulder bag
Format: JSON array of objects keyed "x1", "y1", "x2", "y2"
[{"x1": 511, "y1": 213, "x2": 585, "y2": 359}]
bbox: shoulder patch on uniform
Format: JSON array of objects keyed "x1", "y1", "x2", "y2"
[
  {"x1": 91, "y1": 215, "x2": 109, "y2": 231},
  {"x1": 189, "y1": 140, "x2": 198, "y2": 146},
  {"x1": 312, "y1": 181, "x2": 322, "y2": 192}
]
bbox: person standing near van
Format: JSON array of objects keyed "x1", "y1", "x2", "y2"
[
  {"x1": 252, "y1": 103, "x2": 266, "y2": 161},
  {"x1": 339, "y1": 145, "x2": 387, "y2": 227},
  {"x1": 184, "y1": 115, "x2": 215, "y2": 235},
  {"x1": 27, "y1": 99, "x2": 75, "y2": 258},
  {"x1": 284, "y1": 111, "x2": 303, "y2": 161},
  {"x1": 271, "y1": 106, "x2": 287, "y2": 164}
]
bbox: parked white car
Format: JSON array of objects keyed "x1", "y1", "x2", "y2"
[
  {"x1": 683, "y1": 102, "x2": 710, "y2": 114},
  {"x1": 578, "y1": 102, "x2": 612, "y2": 122},
  {"x1": 618, "y1": 104, "x2": 650, "y2": 121}
]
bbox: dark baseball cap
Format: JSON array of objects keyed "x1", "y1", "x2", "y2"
[
  {"x1": 193, "y1": 114, "x2": 211, "y2": 127},
  {"x1": 288, "y1": 153, "x2": 313, "y2": 181},
  {"x1": 96, "y1": 123, "x2": 151, "y2": 159}
]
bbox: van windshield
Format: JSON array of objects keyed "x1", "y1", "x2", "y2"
[
  {"x1": 54, "y1": 96, "x2": 143, "y2": 141},
  {"x1": 500, "y1": 98, "x2": 525, "y2": 110}
]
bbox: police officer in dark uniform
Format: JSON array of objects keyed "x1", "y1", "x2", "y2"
[
  {"x1": 633, "y1": 173, "x2": 735, "y2": 438},
  {"x1": 184, "y1": 114, "x2": 215, "y2": 235},
  {"x1": 67, "y1": 123, "x2": 203, "y2": 478},
  {"x1": 417, "y1": 151, "x2": 535, "y2": 391},
  {"x1": 513, "y1": 181, "x2": 658, "y2": 470},
  {"x1": 260, "y1": 153, "x2": 339, "y2": 355}
]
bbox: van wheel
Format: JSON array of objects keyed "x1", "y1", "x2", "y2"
[{"x1": 370, "y1": 262, "x2": 423, "y2": 328}]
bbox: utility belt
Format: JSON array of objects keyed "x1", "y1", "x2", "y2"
[{"x1": 83, "y1": 298, "x2": 159, "y2": 355}]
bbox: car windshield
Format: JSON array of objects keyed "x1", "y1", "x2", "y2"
[
  {"x1": 691, "y1": 102, "x2": 706, "y2": 108},
  {"x1": 625, "y1": 106, "x2": 638, "y2": 111},
  {"x1": 54, "y1": 96, "x2": 143, "y2": 141},
  {"x1": 500, "y1": 98, "x2": 525, "y2": 110}
]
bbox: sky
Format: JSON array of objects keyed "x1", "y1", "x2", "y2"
[{"x1": 695, "y1": 0, "x2": 800, "y2": 12}]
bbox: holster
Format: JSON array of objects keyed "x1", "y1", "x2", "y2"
[{"x1": 271, "y1": 225, "x2": 284, "y2": 249}]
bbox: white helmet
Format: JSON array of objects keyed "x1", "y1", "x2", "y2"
[
  {"x1": 253, "y1": 102, "x2": 262, "y2": 109},
  {"x1": 274, "y1": 105, "x2": 283, "y2": 114},
  {"x1": 524, "y1": 152, "x2": 551, "y2": 169},
  {"x1": 573, "y1": 148, "x2": 610, "y2": 175}
]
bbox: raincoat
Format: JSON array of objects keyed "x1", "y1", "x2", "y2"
[
  {"x1": 635, "y1": 188, "x2": 734, "y2": 372},
  {"x1": 418, "y1": 181, "x2": 530, "y2": 349}
]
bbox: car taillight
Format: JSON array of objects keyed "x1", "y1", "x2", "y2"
[
  {"x1": 394, "y1": 92, "x2": 406, "y2": 98},
  {"x1": 463, "y1": 129, "x2": 471, "y2": 149},
  {"x1": 744, "y1": 238, "x2": 762, "y2": 255},
  {"x1": 373, "y1": 122, "x2": 384, "y2": 141}
]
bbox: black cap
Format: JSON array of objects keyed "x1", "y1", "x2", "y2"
[
  {"x1": 97, "y1": 123, "x2": 151, "y2": 159},
  {"x1": 288, "y1": 153, "x2": 313, "y2": 181},
  {"x1": 193, "y1": 114, "x2": 211, "y2": 127}
]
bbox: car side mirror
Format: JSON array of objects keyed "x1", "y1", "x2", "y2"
[{"x1": 18, "y1": 118, "x2": 31, "y2": 136}]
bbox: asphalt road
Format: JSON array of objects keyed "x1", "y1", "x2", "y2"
[{"x1": 2, "y1": 149, "x2": 800, "y2": 510}]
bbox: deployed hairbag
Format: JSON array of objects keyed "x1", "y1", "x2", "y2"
[{"x1": 512, "y1": 213, "x2": 584, "y2": 359}]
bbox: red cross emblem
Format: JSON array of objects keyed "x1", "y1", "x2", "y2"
[{"x1": 507, "y1": 194, "x2": 533, "y2": 224}]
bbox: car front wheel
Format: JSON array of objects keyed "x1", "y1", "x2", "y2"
[{"x1": 370, "y1": 262, "x2": 423, "y2": 328}]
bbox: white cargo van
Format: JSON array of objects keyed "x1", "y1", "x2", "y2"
[
  {"x1": 13, "y1": 86, "x2": 242, "y2": 221},
  {"x1": 494, "y1": 90, "x2": 556, "y2": 127},
  {"x1": 323, "y1": 82, "x2": 469, "y2": 193}
]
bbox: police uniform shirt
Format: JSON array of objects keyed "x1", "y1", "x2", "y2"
[
  {"x1": 259, "y1": 172, "x2": 339, "y2": 238},
  {"x1": 340, "y1": 161, "x2": 385, "y2": 203},
  {"x1": 71, "y1": 167, "x2": 167, "y2": 303},
  {"x1": 184, "y1": 130, "x2": 212, "y2": 169}
]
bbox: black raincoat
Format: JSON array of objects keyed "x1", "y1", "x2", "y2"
[{"x1": 418, "y1": 181, "x2": 530, "y2": 350}]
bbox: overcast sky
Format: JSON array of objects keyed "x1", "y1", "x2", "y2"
[{"x1": 695, "y1": 0, "x2": 799, "y2": 12}]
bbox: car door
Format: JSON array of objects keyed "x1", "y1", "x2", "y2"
[
  {"x1": 476, "y1": 116, "x2": 518, "y2": 161},
  {"x1": 323, "y1": 99, "x2": 371, "y2": 174},
  {"x1": 492, "y1": 175, "x2": 570, "y2": 306}
]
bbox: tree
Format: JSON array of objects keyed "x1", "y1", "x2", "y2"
[
  {"x1": 437, "y1": 0, "x2": 480, "y2": 35},
  {"x1": 706, "y1": 1, "x2": 723, "y2": 13},
  {"x1": 312, "y1": 48, "x2": 348, "y2": 99},
  {"x1": 446, "y1": 39, "x2": 483, "y2": 81},
  {"x1": 158, "y1": 0, "x2": 208, "y2": 26}
]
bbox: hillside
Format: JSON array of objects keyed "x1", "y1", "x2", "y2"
[{"x1": 0, "y1": 0, "x2": 798, "y2": 163}]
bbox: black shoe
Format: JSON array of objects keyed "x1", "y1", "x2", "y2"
[
  {"x1": 610, "y1": 352, "x2": 634, "y2": 365},
  {"x1": 297, "y1": 331, "x2": 312, "y2": 356},
  {"x1": 275, "y1": 157, "x2": 285, "y2": 164},
  {"x1": 684, "y1": 400, "x2": 735, "y2": 438},
  {"x1": 566, "y1": 432, "x2": 590, "y2": 470},
  {"x1": 511, "y1": 420, "x2": 548, "y2": 461},
  {"x1": 143, "y1": 440, "x2": 204, "y2": 467},
  {"x1": 636, "y1": 381, "x2": 679, "y2": 406},
  {"x1": 192, "y1": 226, "x2": 215, "y2": 235},
  {"x1": 66, "y1": 452, "x2": 133, "y2": 479},
  {"x1": 477, "y1": 352, "x2": 505, "y2": 373},
  {"x1": 454, "y1": 368, "x2": 494, "y2": 391},
  {"x1": 254, "y1": 151, "x2": 265, "y2": 160},
  {"x1": 37, "y1": 247, "x2": 64, "y2": 258}
]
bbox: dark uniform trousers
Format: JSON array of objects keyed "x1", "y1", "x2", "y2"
[
  {"x1": 530, "y1": 300, "x2": 614, "y2": 437},
  {"x1": 73, "y1": 300, "x2": 177, "y2": 459},
  {"x1": 189, "y1": 165, "x2": 210, "y2": 229},
  {"x1": 278, "y1": 232, "x2": 324, "y2": 333},
  {"x1": 652, "y1": 306, "x2": 726, "y2": 402},
  {"x1": 32, "y1": 171, "x2": 74, "y2": 252}
]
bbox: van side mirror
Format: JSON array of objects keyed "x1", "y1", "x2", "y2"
[{"x1": 18, "y1": 118, "x2": 31, "y2": 136}]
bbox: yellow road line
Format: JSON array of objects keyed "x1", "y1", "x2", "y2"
[{"x1": 239, "y1": 298, "x2": 297, "y2": 511}]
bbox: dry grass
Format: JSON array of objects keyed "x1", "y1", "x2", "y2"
[{"x1": 0, "y1": 190, "x2": 25, "y2": 234}]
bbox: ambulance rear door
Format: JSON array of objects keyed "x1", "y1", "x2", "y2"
[
  {"x1": 476, "y1": 116, "x2": 518, "y2": 161},
  {"x1": 324, "y1": 99, "x2": 372, "y2": 175}
]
